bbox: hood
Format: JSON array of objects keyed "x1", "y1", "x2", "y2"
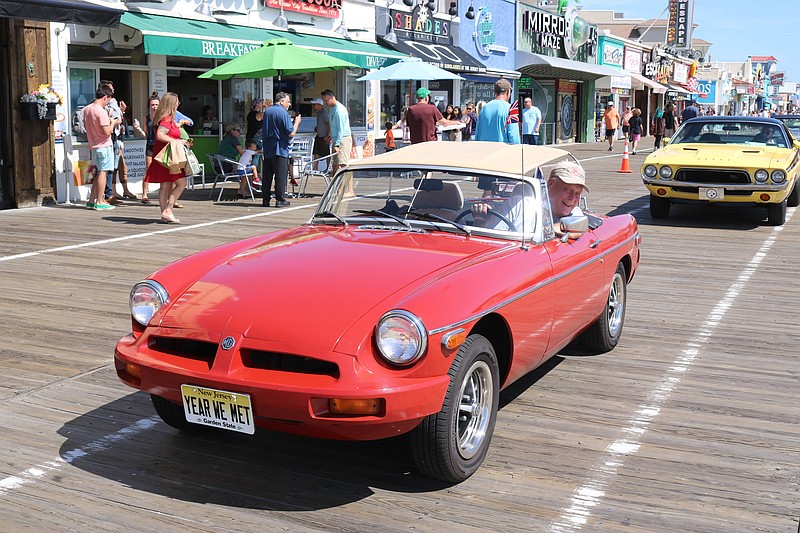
[
  {"x1": 157, "y1": 226, "x2": 500, "y2": 352},
  {"x1": 652, "y1": 143, "x2": 792, "y2": 168}
]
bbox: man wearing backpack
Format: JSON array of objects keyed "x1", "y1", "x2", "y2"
[{"x1": 83, "y1": 85, "x2": 120, "y2": 210}]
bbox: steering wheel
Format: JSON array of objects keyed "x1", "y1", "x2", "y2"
[{"x1": 454, "y1": 207, "x2": 518, "y2": 232}]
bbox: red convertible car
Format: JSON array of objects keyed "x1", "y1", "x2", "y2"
[{"x1": 115, "y1": 142, "x2": 641, "y2": 482}]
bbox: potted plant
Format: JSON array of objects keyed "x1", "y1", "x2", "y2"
[{"x1": 20, "y1": 84, "x2": 63, "y2": 120}]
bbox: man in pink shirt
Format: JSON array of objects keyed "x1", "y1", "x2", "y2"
[{"x1": 83, "y1": 85, "x2": 120, "y2": 210}]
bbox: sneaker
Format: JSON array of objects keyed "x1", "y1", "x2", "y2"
[
  {"x1": 275, "y1": 200, "x2": 290, "y2": 207},
  {"x1": 608, "y1": 146, "x2": 613, "y2": 151},
  {"x1": 632, "y1": 151, "x2": 637, "y2": 155},
  {"x1": 252, "y1": 178, "x2": 262, "y2": 186},
  {"x1": 94, "y1": 202, "x2": 115, "y2": 210},
  {"x1": 85, "y1": 201, "x2": 96, "y2": 209}
]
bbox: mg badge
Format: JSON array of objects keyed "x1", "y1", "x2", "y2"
[{"x1": 221, "y1": 336, "x2": 235, "y2": 350}]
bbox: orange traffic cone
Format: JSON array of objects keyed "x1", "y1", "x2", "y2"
[{"x1": 618, "y1": 139, "x2": 632, "y2": 173}]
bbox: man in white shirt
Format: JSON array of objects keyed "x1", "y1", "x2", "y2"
[{"x1": 521, "y1": 97, "x2": 542, "y2": 145}]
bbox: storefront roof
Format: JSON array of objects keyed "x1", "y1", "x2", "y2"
[
  {"x1": 120, "y1": 12, "x2": 405, "y2": 69},
  {"x1": 629, "y1": 72, "x2": 668, "y2": 94},
  {"x1": 378, "y1": 36, "x2": 486, "y2": 74},
  {"x1": 1, "y1": 0, "x2": 121, "y2": 26},
  {"x1": 515, "y1": 51, "x2": 619, "y2": 81}
]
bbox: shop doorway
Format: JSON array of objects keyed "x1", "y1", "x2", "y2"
[{"x1": 0, "y1": 20, "x2": 13, "y2": 209}]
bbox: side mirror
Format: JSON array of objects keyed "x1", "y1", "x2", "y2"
[
  {"x1": 793, "y1": 140, "x2": 800, "y2": 150},
  {"x1": 559, "y1": 215, "x2": 589, "y2": 241}
]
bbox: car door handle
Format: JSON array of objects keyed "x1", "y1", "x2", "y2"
[{"x1": 589, "y1": 239, "x2": 601, "y2": 249}]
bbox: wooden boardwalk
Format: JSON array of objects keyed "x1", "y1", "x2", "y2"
[{"x1": 0, "y1": 143, "x2": 798, "y2": 532}]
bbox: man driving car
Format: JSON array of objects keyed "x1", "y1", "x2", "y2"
[{"x1": 471, "y1": 161, "x2": 589, "y2": 237}]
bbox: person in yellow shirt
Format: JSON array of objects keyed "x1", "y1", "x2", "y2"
[{"x1": 603, "y1": 102, "x2": 621, "y2": 151}]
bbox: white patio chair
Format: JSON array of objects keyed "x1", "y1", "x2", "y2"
[{"x1": 207, "y1": 154, "x2": 257, "y2": 203}]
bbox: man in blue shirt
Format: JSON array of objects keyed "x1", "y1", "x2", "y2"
[
  {"x1": 475, "y1": 78, "x2": 520, "y2": 195},
  {"x1": 681, "y1": 100, "x2": 699, "y2": 123},
  {"x1": 321, "y1": 89, "x2": 352, "y2": 174},
  {"x1": 262, "y1": 91, "x2": 301, "y2": 207},
  {"x1": 521, "y1": 97, "x2": 542, "y2": 145}
]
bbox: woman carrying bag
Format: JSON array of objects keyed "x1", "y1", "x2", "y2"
[{"x1": 144, "y1": 92, "x2": 189, "y2": 224}]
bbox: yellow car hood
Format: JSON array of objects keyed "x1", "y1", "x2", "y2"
[{"x1": 649, "y1": 143, "x2": 795, "y2": 169}]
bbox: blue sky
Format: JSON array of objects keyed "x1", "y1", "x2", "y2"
[{"x1": 575, "y1": 0, "x2": 799, "y2": 81}]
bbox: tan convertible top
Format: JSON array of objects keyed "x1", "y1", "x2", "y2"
[{"x1": 347, "y1": 141, "x2": 570, "y2": 176}]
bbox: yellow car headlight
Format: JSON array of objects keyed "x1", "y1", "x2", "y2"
[
  {"x1": 754, "y1": 169, "x2": 769, "y2": 183},
  {"x1": 659, "y1": 166, "x2": 673, "y2": 179},
  {"x1": 643, "y1": 165, "x2": 658, "y2": 178},
  {"x1": 771, "y1": 170, "x2": 786, "y2": 184}
]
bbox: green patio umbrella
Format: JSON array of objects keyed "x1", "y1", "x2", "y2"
[{"x1": 199, "y1": 37, "x2": 358, "y2": 80}]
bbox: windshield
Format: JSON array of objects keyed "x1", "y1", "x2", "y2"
[
  {"x1": 313, "y1": 168, "x2": 554, "y2": 243},
  {"x1": 671, "y1": 121, "x2": 789, "y2": 148},
  {"x1": 778, "y1": 117, "x2": 800, "y2": 137}
]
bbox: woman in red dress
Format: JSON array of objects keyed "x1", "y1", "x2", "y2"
[{"x1": 144, "y1": 92, "x2": 188, "y2": 223}]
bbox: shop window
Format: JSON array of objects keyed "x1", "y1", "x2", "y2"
[
  {"x1": 167, "y1": 69, "x2": 220, "y2": 136},
  {"x1": 380, "y1": 80, "x2": 419, "y2": 128},
  {"x1": 344, "y1": 68, "x2": 367, "y2": 128},
  {"x1": 460, "y1": 80, "x2": 495, "y2": 107},
  {"x1": 222, "y1": 78, "x2": 260, "y2": 136}
]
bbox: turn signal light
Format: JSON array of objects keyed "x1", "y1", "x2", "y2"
[
  {"x1": 442, "y1": 328, "x2": 467, "y2": 350},
  {"x1": 657, "y1": 188, "x2": 667, "y2": 196},
  {"x1": 760, "y1": 193, "x2": 771, "y2": 202},
  {"x1": 330, "y1": 398, "x2": 384, "y2": 416},
  {"x1": 125, "y1": 362, "x2": 142, "y2": 379}
]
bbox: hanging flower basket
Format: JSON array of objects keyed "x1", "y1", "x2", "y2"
[{"x1": 20, "y1": 84, "x2": 63, "y2": 120}]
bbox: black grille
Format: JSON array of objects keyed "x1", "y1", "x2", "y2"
[
  {"x1": 150, "y1": 336, "x2": 217, "y2": 366},
  {"x1": 675, "y1": 169, "x2": 751, "y2": 185},
  {"x1": 243, "y1": 350, "x2": 339, "y2": 378}
]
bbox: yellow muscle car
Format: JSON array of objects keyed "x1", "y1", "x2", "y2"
[{"x1": 641, "y1": 116, "x2": 800, "y2": 225}]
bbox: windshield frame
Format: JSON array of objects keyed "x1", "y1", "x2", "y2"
[{"x1": 311, "y1": 166, "x2": 553, "y2": 244}]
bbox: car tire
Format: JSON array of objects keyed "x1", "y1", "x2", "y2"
[
  {"x1": 787, "y1": 183, "x2": 799, "y2": 208},
  {"x1": 582, "y1": 262, "x2": 627, "y2": 353},
  {"x1": 766, "y1": 200, "x2": 787, "y2": 226},
  {"x1": 649, "y1": 194, "x2": 670, "y2": 219},
  {"x1": 411, "y1": 334, "x2": 499, "y2": 483},
  {"x1": 151, "y1": 394, "x2": 194, "y2": 431}
]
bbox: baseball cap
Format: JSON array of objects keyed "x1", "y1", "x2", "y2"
[
  {"x1": 607, "y1": 102, "x2": 614, "y2": 107},
  {"x1": 549, "y1": 161, "x2": 590, "y2": 193},
  {"x1": 310, "y1": 98, "x2": 324, "y2": 105},
  {"x1": 226, "y1": 123, "x2": 242, "y2": 133},
  {"x1": 416, "y1": 87, "x2": 431, "y2": 99}
]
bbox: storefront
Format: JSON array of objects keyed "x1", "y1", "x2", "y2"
[
  {"x1": 1, "y1": 0, "x2": 121, "y2": 209},
  {"x1": 515, "y1": 4, "x2": 616, "y2": 144},
  {"x1": 55, "y1": 9, "x2": 404, "y2": 202},
  {"x1": 594, "y1": 35, "x2": 627, "y2": 140},
  {"x1": 373, "y1": 3, "x2": 486, "y2": 122},
  {"x1": 456, "y1": 0, "x2": 518, "y2": 108}
]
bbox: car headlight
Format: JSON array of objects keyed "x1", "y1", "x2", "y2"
[
  {"x1": 659, "y1": 166, "x2": 673, "y2": 179},
  {"x1": 643, "y1": 165, "x2": 658, "y2": 178},
  {"x1": 771, "y1": 170, "x2": 786, "y2": 183},
  {"x1": 754, "y1": 169, "x2": 769, "y2": 183},
  {"x1": 375, "y1": 310, "x2": 427, "y2": 366},
  {"x1": 130, "y1": 280, "x2": 169, "y2": 326}
]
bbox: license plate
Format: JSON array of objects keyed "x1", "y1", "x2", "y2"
[
  {"x1": 699, "y1": 187, "x2": 724, "y2": 200},
  {"x1": 180, "y1": 384, "x2": 255, "y2": 435}
]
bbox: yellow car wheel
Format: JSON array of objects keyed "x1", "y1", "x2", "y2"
[{"x1": 767, "y1": 200, "x2": 787, "y2": 226}]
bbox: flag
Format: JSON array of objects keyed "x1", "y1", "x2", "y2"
[{"x1": 507, "y1": 100, "x2": 519, "y2": 125}]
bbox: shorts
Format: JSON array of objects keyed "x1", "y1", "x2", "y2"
[
  {"x1": 605, "y1": 128, "x2": 616, "y2": 138},
  {"x1": 334, "y1": 136, "x2": 352, "y2": 168},
  {"x1": 146, "y1": 145, "x2": 154, "y2": 157},
  {"x1": 313, "y1": 136, "x2": 330, "y2": 157},
  {"x1": 631, "y1": 134, "x2": 641, "y2": 142},
  {"x1": 237, "y1": 165, "x2": 256, "y2": 175},
  {"x1": 91, "y1": 145, "x2": 115, "y2": 172}
]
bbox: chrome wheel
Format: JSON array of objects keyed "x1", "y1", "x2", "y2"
[
  {"x1": 607, "y1": 271, "x2": 626, "y2": 339},
  {"x1": 457, "y1": 360, "x2": 493, "y2": 460}
]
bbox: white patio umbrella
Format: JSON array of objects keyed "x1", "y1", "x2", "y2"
[{"x1": 357, "y1": 56, "x2": 464, "y2": 82}]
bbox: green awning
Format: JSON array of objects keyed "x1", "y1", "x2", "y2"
[{"x1": 120, "y1": 12, "x2": 405, "y2": 69}]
